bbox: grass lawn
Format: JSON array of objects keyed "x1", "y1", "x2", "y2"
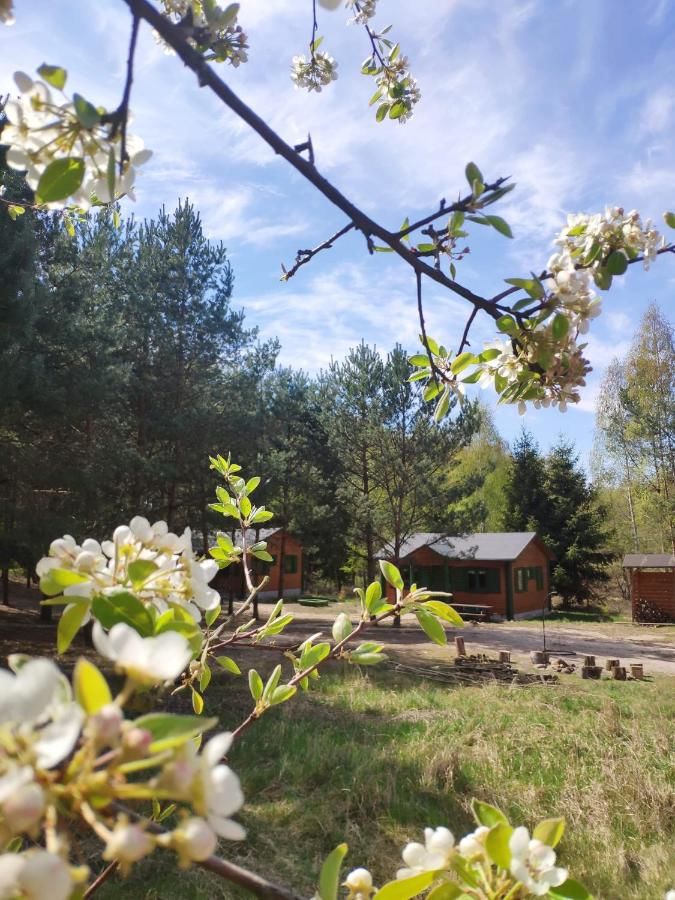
[{"x1": 96, "y1": 665, "x2": 675, "y2": 900}]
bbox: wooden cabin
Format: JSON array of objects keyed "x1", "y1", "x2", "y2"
[
  {"x1": 623, "y1": 553, "x2": 675, "y2": 623},
  {"x1": 212, "y1": 528, "x2": 303, "y2": 602},
  {"x1": 379, "y1": 532, "x2": 555, "y2": 620}
]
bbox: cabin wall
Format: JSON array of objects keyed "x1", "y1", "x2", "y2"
[{"x1": 510, "y1": 541, "x2": 551, "y2": 618}]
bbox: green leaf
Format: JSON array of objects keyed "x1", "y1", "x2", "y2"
[
  {"x1": 240, "y1": 496, "x2": 252, "y2": 518},
  {"x1": 606, "y1": 250, "x2": 628, "y2": 275},
  {"x1": 415, "y1": 607, "x2": 447, "y2": 645},
  {"x1": 332, "y1": 612, "x2": 353, "y2": 643},
  {"x1": 374, "y1": 871, "x2": 436, "y2": 900},
  {"x1": 300, "y1": 642, "x2": 331, "y2": 669},
  {"x1": 485, "y1": 822, "x2": 513, "y2": 869},
  {"x1": 426, "y1": 884, "x2": 465, "y2": 900},
  {"x1": 57, "y1": 603, "x2": 89, "y2": 653},
  {"x1": 269, "y1": 684, "x2": 296, "y2": 706},
  {"x1": 477, "y1": 348, "x2": 502, "y2": 362},
  {"x1": 92, "y1": 591, "x2": 154, "y2": 637},
  {"x1": 73, "y1": 658, "x2": 112, "y2": 713},
  {"x1": 73, "y1": 93, "x2": 101, "y2": 128},
  {"x1": 350, "y1": 650, "x2": 388, "y2": 666},
  {"x1": 369, "y1": 88, "x2": 383, "y2": 106},
  {"x1": 262, "y1": 664, "x2": 282, "y2": 702},
  {"x1": 191, "y1": 688, "x2": 204, "y2": 714},
  {"x1": 409, "y1": 353, "x2": 430, "y2": 367},
  {"x1": 532, "y1": 817, "x2": 565, "y2": 848},
  {"x1": 471, "y1": 799, "x2": 508, "y2": 828},
  {"x1": 593, "y1": 267, "x2": 612, "y2": 290},
  {"x1": 36, "y1": 157, "x2": 85, "y2": 204},
  {"x1": 252, "y1": 549, "x2": 274, "y2": 562},
  {"x1": 548, "y1": 878, "x2": 594, "y2": 900},
  {"x1": 496, "y1": 315, "x2": 517, "y2": 335},
  {"x1": 216, "y1": 655, "x2": 241, "y2": 675},
  {"x1": 423, "y1": 381, "x2": 441, "y2": 402},
  {"x1": 39, "y1": 567, "x2": 89, "y2": 597},
  {"x1": 199, "y1": 664, "x2": 212, "y2": 693},
  {"x1": 376, "y1": 103, "x2": 390, "y2": 122},
  {"x1": 318, "y1": 843, "x2": 348, "y2": 900},
  {"x1": 450, "y1": 352, "x2": 476, "y2": 375},
  {"x1": 205, "y1": 604, "x2": 221, "y2": 628},
  {"x1": 245, "y1": 476, "x2": 261, "y2": 495},
  {"x1": 434, "y1": 388, "x2": 451, "y2": 422},
  {"x1": 37, "y1": 63, "x2": 67, "y2": 89},
  {"x1": 551, "y1": 313, "x2": 570, "y2": 341},
  {"x1": 248, "y1": 669, "x2": 264, "y2": 701},
  {"x1": 416, "y1": 242, "x2": 436, "y2": 252},
  {"x1": 465, "y1": 162, "x2": 483, "y2": 189},
  {"x1": 421, "y1": 600, "x2": 464, "y2": 626},
  {"x1": 663, "y1": 211, "x2": 675, "y2": 229},
  {"x1": 379, "y1": 560, "x2": 403, "y2": 590},
  {"x1": 365, "y1": 580, "x2": 382, "y2": 612},
  {"x1": 134, "y1": 713, "x2": 217, "y2": 752},
  {"x1": 127, "y1": 559, "x2": 159, "y2": 588},
  {"x1": 485, "y1": 215, "x2": 513, "y2": 238},
  {"x1": 504, "y1": 276, "x2": 545, "y2": 299},
  {"x1": 389, "y1": 101, "x2": 406, "y2": 119}
]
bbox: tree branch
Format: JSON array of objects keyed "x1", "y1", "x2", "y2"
[
  {"x1": 281, "y1": 222, "x2": 355, "y2": 281},
  {"x1": 119, "y1": 0, "x2": 501, "y2": 319}
]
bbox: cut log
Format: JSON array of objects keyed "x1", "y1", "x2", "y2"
[
  {"x1": 530, "y1": 650, "x2": 549, "y2": 665},
  {"x1": 499, "y1": 651, "x2": 511, "y2": 664},
  {"x1": 605, "y1": 658, "x2": 620, "y2": 670},
  {"x1": 612, "y1": 666, "x2": 627, "y2": 681},
  {"x1": 455, "y1": 636, "x2": 466, "y2": 657},
  {"x1": 630, "y1": 664, "x2": 644, "y2": 680},
  {"x1": 583, "y1": 655, "x2": 596, "y2": 667},
  {"x1": 581, "y1": 665, "x2": 602, "y2": 680}
]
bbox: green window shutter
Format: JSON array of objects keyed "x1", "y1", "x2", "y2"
[
  {"x1": 454, "y1": 568, "x2": 468, "y2": 591},
  {"x1": 283, "y1": 554, "x2": 297, "y2": 574},
  {"x1": 486, "y1": 568, "x2": 500, "y2": 593}
]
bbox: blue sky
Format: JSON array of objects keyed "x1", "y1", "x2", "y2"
[{"x1": 3, "y1": 0, "x2": 675, "y2": 465}]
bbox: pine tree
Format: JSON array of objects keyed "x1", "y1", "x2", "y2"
[
  {"x1": 502, "y1": 429, "x2": 547, "y2": 532},
  {"x1": 543, "y1": 439, "x2": 612, "y2": 604}
]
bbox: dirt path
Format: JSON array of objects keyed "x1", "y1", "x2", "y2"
[{"x1": 280, "y1": 603, "x2": 675, "y2": 675}]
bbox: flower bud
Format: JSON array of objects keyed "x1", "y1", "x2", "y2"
[
  {"x1": 2, "y1": 782, "x2": 45, "y2": 833},
  {"x1": 344, "y1": 867, "x2": 374, "y2": 899},
  {"x1": 122, "y1": 726, "x2": 153, "y2": 756},
  {"x1": 103, "y1": 821, "x2": 154, "y2": 873},
  {"x1": 18, "y1": 850, "x2": 73, "y2": 900},
  {"x1": 88, "y1": 703, "x2": 124, "y2": 746},
  {"x1": 173, "y1": 817, "x2": 217, "y2": 865}
]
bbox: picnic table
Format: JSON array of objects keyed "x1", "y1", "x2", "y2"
[{"x1": 450, "y1": 602, "x2": 493, "y2": 622}]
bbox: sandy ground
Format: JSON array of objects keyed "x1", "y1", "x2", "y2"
[
  {"x1": 279, "y1": 601, "x2": 675, "y2": 676},
  {"x1": 1, "y1": 586, "x2": 673, "y2": 676}
]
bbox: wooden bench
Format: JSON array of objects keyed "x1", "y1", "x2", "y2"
[{"x1": 450, "y1": 603, "x2": 493, "y2": 622}]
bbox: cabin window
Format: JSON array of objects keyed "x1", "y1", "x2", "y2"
[
  {"x1": 283, "y1": 554, "x2": 298, "y2": 574},
  {"x1": 515, "y1": 566, "x2": 543, "y2": 591},
  {"x1": 461, "y1": 568, "x2": 500, "y2": 593}
]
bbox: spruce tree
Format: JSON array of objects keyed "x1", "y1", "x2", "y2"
[{"x1": 502, "y1": 429, "x2": 547, "y2": 532}]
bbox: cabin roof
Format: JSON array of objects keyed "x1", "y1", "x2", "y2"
[
  {"x1": 623, "y1": 553, "x2": 675, "y2": 568},
  {"x1": 378, "y1": 532, "x2": 548, "y2": 562}
]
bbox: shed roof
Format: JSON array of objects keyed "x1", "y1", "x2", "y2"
[
  {"x1": 379, "y1": 532, "x2": 545, "y2": 562},
  {"x1": 623, "y1": 553, "x2": 675, "y2": 568}
]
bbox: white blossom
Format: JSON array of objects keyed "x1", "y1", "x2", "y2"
[
  {"x1": 291, "y1": 52, "x2": 338, "y2": 92},
  {"x1": 458, "y1": 825, "x2": 489, "y2": 859},
  {"x1": 0, "y1": 767, "x2": 45, "y2": 835},
  {"x1": 4, "y1": 71, "x2": 151, "y2": 211},
  {"x1": 396, "y1": 826, "x2": 455, "y2": 879},
  {"x1": 92, "y1": 622, "x2": 192, "y2": 685},
  {"x1": 0, "y1": 659, "x2": 84, "y2": 769},
  {"x1": 347, "y1": 0, "x2": 377, "y2": 25},
  {"x1": 509, "y1": 826, "x2": 568, "y2": 896},
  {"x1": 0, "y1": 851, "x2": 74, "y2": 900},
  {"x1": 344, "y1": 867, "x2": 375, "y2": 899},
  {"x1": 173, "y1": 817, "x2": 218, "y2": 864},
  {"x1": 103, "y1": 821, "x2": 154, "y2": 871}
]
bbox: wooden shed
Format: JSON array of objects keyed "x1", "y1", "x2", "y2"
[
  {"x1": 379, "y1": 532, "x2": 555, "y2": 620},
  {"x1": 622, "y1": 553, "x2": 675, "y2": 623},
  {"x1": 212, "y1": 528, "x2": 303, "y2": 602}
]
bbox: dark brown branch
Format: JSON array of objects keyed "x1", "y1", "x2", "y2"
[
  {"x1": 120, "y1": 0, "x2": 500, "y2": 320},
  {"x1": 416, "y1": 271, "x2": 443, "y2": 384},
  {"x1": 111, "y1": 803, "x2": 300, "y2": 900},
  {"x1": 119, "y1": 15, "x2": 140, "y2": 170},
  {"x1": 84, "y1": 862, "x2": 119, "y2": 898},
  {"x1": 458, "y1": 307, "x2": 478, "y2": 354},
  {"x1": 282, "y1": 222, "x2": 355, "y2": 280}
]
